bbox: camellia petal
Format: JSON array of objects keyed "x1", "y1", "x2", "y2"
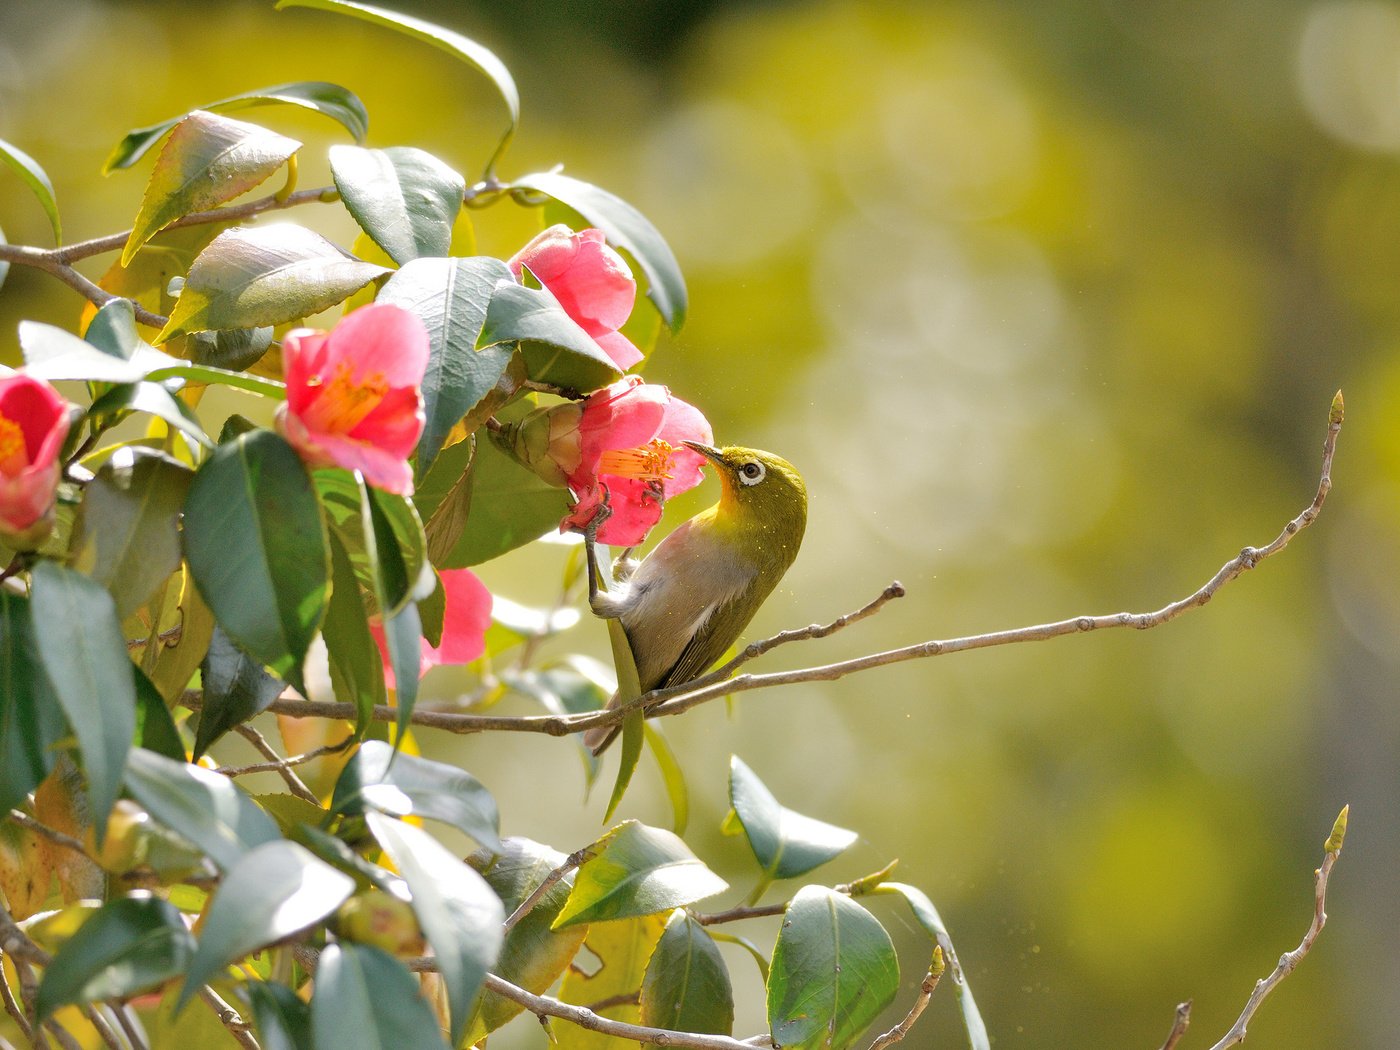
[
  {"x1": 0, "y1": 374, "x2": 70, "y2": 546},
  {"x1": 510, "y1": 224, "x2": 644, "y2": 371},
  {"x1": 278, "y1": 303, "x2": 428, "y2": 495},
  {"x1": 373, "y1": 568, "x2": 492, "y2": 688}
]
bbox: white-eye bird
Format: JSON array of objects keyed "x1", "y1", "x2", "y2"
[{"x1": 582, "y1": 441, "x2": 807, "y2": 753}]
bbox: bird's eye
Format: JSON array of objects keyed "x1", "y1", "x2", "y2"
[{"x1": 738, "y1": 460, "x2": 766, "y2": 486}]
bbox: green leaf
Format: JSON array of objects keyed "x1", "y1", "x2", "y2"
[
  {"x1": 367, "y1": 487, "x2": 431, "y2": 614},
  {"x1": 463, "y1": 838, "x2": 588, "y2": 1043},
  {"x1": 132, "y1": 663, "x2": 187, "y2": 763},
  {"x1": 186, "y1": 326, "x2": 275, "y2": 372},
  {"x1": 480, "y1": 281, "x2": 623, "y2": 392},
  {"x1": 422, "y1": 429, "x2": 569, "y2": 567},
  {"x1": 84, "y1": 297, "x2": 145, "y2": 360},
  {"x1": 639, "y1": 910, "x2": 734, "y2": 1036},
  {"x1": 144, "y1": 362, "x2": 286, "y2": 399},
  {"x1": 554, "y1": 821, "x2": 728, "y2": 928},
  {"x1": 183, "y1": 429, "x2": 328, "y2": 690},
  {"x1": 88, "y1": 382, "x2": 213, "y2": 451},
  {"x1": 729, "y1": 754, "x2": 857, "y2": 881},
  {"x1": 277, "y1": 0, "x2": 518, "y2": 172},
  {"x1": 557, "y1": 913, "x2": 666, "y2": 1050},
  {"x1": 644, "y1": 724, "x2": 689, "y2": 836},
  {"x1": 36, "y1": 897, "x2": 195, "y2": 1019},
  {"x1": 377, "y1": 256, "x2": 515, "y2": 473},
  {"x1": 310, "y1": 943, "x2": 449, "y2": 1050},
  {"x1": 247, "y1": 980, "x2": 314, "y2": 1050},
  {"x1": 105, "y1": 81, "x2": 368, "y2": 173},
  {"x1": 331, "y1": 740, "x2": 500, "y2": 848},
  {"x1": 0, "y1": 135, "x2": 60, "y2": 242},
  {"x1": 767, "y1": 887, "x2": 900, "y2": 1050},
  {"x1": 0, "y1": 592, "x2": 66, "y2": 814},
  {"x1": 364, "y1": 813, "x2": 504, "y2": 1044},
  {"x1": 123, "y1": 748, "x2": 280, "y2": 872},
  {"x1": 72, "y1": 449, "x2": 193, "y2": 619},
  {"x1": 874, "y1": 882, "x2": 991, "y2": 1050},
  {"x1": 511, "y1": 171, "x2": 686, "y2": 332},
  {"x1": 18, "y1": 320, "x2": 170, "y2": 384},
  {"x1": 331, "y1": 145, "x2": 465, "y2": 265},
  {"x1": 30, "y1": 561, "x2": 135, "y2": 835},
  {"x1": 192, "y1": 626, "x2": 286, "y2": 759},
  {"x1": 321, "y1": 530, "x2": 387, "y2": 738},
  {"x1": 179, "y1": 840, "x2": 354, "y2": 1008},
  {"x1": 122, "y1": 111, "x2": 301, "y2": 266},
  {"x1": 156, "y1": 224, "x2": 389, "y2": 341}
]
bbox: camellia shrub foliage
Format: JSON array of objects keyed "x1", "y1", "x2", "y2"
[{"x1": 0, "y1": 3, "x2": 991, "y2": 1049}]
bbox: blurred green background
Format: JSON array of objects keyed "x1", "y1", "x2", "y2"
[{"x1": 3, "y1": 0, "x2": 1399, "y2": 1047}]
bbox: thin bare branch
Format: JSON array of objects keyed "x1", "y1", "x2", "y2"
[
  {"x1": 198, "y1": 987, "x2": 260, "y2": 1050},
  {"x1": 501, "y1": 846, "x2": 594, "y2": 935},
  {"x1": 867, "y1": 948, "x2": 944, "y2": 1050},
  {"x1": 692, "y1": 902, "x2": 787, "y2": 926},
  {"x1": 6, "y1": 810, "x2": 89, "y2": 859},
  {"x1": 80, "y1": 1005, "x2": 129, "y2": 1050},
  {"x1": 1200, "y1": 805, "x2": 1348, "y2": 1050},
  {"x1": 0, "y1": 954, "x2": 33, "y2": 1043},
  {"x1": 216, "y1": 735, "x2": 354, "y2": 779},
  {"x1": 230, "y1": 724, "x2": 321, "y2": 806},
  {"x1": 1159, "y1": 1001, "x2": 1192, "y2": 1050},
  {"x1": 235, "y1": 396, "x2": 1344, "y2": 742}
]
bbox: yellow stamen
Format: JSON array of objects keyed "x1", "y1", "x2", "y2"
[
  {"x1": 596, "y1": 439, "x2": 675, "y2": 482},
  {"x1": 300, "y1": 361, "x2": 388, "y2": 433},
  {"x1": 0, "y1": 413, "x2": 28, "y2": 474}
]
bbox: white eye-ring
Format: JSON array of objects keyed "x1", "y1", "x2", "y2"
[{"x1": 738, "y1": 460, "x2": 766, "y2": 486}]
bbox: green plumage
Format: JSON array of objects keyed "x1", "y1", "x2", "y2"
[{"x1": 583, "y1": 443, "x2": 807, "y2": 752}]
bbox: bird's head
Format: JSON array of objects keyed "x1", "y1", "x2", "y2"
[{"x1": 682, "y1": 442, "x2": 807, "y2": 559}]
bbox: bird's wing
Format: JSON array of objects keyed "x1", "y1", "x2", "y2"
[{"x1": 658, "y1": 587, "x2": 765, "y2": 689}]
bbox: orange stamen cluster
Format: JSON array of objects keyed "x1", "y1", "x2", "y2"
[
  {"x1": 596, "y1": 439, "x2": 676, "y2": 482},
  {"x1": 0, "y1": 413, "x2": 28, "y2": 474},
  {"x1": 301, "y1": 361, "x2": 389, "y2": 434}
]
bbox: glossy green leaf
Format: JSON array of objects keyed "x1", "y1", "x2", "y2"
[
  {"x1": 729, "y1": 754, "x2": 857, "y2": 881},
  {"x1": 132, "y1": 664, "x2": 185, "y2": 762},
  {"x1": 89, "y1": 382, "x2": 212, "y2": 452},
  {"x1": 365, "y1": 813, "x2": 504, "y2": 1044},
  {"x1": 123, "y1": 747, "x2": 280, "y2": 872},
  {"x1": 425, "y1": 429, "x2": 569, "y2": 567},
  {"x1": 143, "y1": 361, "x2": 287, "y2": 398},
  {"x1": 0, "y1": 592, "x2": 66, "y2": 813},
  {"x1": 179, "y1": 841, "x2": 354, "y2": 1008},
  {"x1": 277, "y1": 0, "x2": 518, "y2": 171},
  {"x1": 639, "y1": 910, "x2": 734, "y2": 1036},
  {"x1": 602, "y1": 616, "x2": 644, "y2": 823},
  {"x1": 105, "y1": 81, "x2": 368, "y2": 173},
  {"x1": 377, "y1": 256, "x2": 515, "y2": 473},
  {"x1": 156, "y1": 224, "x2": 389, "y2": 341},
  {"x1": 479, "y1": 280, "x2": 623, "y2": 393},
  {"x1": 331, "y1": 145, "x2": 465, "y2": 264},
  {"x1": 644, "y1": 724, "x2": 689, "y2": 836},
  {"x1": 30, "y1": 562, "x2": 135, "y2": 834},
  {"x1": 247, "y1": 980, "x2": 314, "y2": 1050},
  {"x1": 367, "y1": 486, "x2": 431, "y2": 614},
  {"x1": 84, "y1": 297, "x2": 145, "y2": 359},
  {"x1": 310, "y1": 942, "x2": 449, "y2": 1050},
  {"x1": 19, "y1": 320, "x2": 170, "y2": 384},
  {"x1": 186, "y1": 325, "x2": 275, "y2": 372},
  {"x1": 463, "y1": 838, "x2": 587, "y2": 1043},
  {"x1": 72, "y1": 449, "x2": 193, "y2": 619},
  {"x1": 767, "y1": 887, "x2": 900, "y2": 1050},
  {"x1": 557, "y1": 913, "x2": 666, "y2": 1050},
  {"x1": 359, "y1": 480, "x2": 421, "y2": 740},
  {"x1": 321, "y1": 530, "x2": 386, "y2": 737},
  {"x1": 332, "y1": 740, "x2": 500, "y2": 848},
  {"x1": 292, "y1": 823, "x2": 398, "y2": 894},
  {"x1": 192, "y1": 626, "x2": 286, "y2": 758},
  {"x1": 183, "y1": 429, "x2": 328, "y2": 690},
  {"x1": 0, "y1": 135, "x2": 60, "y2": 242},
  {"x1": 554, "y1": 820, "x2": 728, "y2": 928},
  {"x1": 874, "y1": 882, "x2": 991, "y2": 1050},
  {"x1": 511, "y1": 171, "x2": 686, "y2": 332},
  {"x1": 122, "y1": 111, "x2": 300, "y2": 265},
  {"x1": 36, "y1": 896, "x2": 194, "y2": 1019}
]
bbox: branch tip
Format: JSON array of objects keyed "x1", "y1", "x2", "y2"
[
  {"x1": 1329, "y1": 390, "x2": 1344, "y2": 426},
  {"x1": 1325, "y1": 804, "x2": 1349, "y2": 854}
]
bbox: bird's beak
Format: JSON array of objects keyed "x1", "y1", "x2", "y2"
[{"x1": 682, "y1": 440, "x2": 724, "y2": 464}]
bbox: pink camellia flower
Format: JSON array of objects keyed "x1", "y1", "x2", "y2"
[
  {"x1": 277, "y1": 303, "x2": 429, "y2": 495},
  {"x1": 509, "y1": 225, "x2": 644, "y2": 371},
  {"x1": 501, "y1": 376, "x2": 712, "y2": 547},
  {"x1": 0, "y1": 374, "x2": 70, "y2": 548},
  {"x1": 372, "y1": 569, "x2": 493, "y2": 689}
]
